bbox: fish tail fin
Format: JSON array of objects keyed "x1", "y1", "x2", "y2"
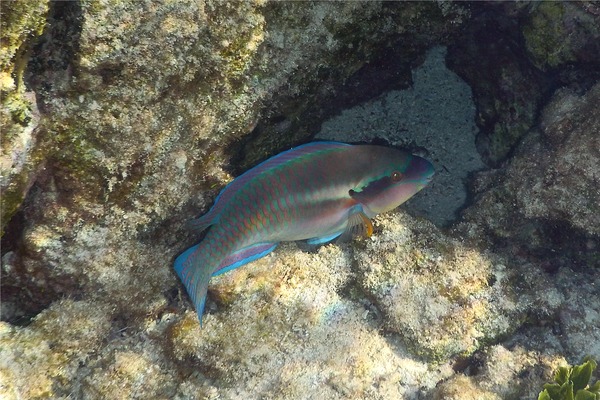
[{"x1": 174, "y1": 244, "x2": 213, "y2": 326}]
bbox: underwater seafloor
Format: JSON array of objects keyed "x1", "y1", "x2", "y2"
[{"x1": 1, "y1": 1, "x2": 599, "y2": 399}]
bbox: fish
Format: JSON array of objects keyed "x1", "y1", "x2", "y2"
[{"x1": 174, "y1": 141, "x2": 435, "y2": 325}]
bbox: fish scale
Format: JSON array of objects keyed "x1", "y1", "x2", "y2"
[{"x1": 174, "y1": 141, "x2": 435, "y2": 325}]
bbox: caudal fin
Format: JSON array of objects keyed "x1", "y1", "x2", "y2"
[{"x1": 174, "y1": 244, "x2": 212, "y2": 326}]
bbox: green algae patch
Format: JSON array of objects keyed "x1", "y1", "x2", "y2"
[
  {"x1": 0, "y1": 0, "x2": 48, "y2": 142},
  {"x1": 523, "y1": 2, "x2": 571, "y2": 70},
  {"x1": 523, "y1": 2, "x2": 600, "y2": 72},
  {"x1": 0, "y1": 0, "x2": 48, "y2": 105},
  {"x1": 538, "y1": 357, "x2": 600, "y2": 400}
]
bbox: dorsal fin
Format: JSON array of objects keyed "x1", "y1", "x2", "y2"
[
  {"x1": 186, "y1": 142, "x2": 350, "y2": 233},
  {"x1": 205, "y1": 141, "x2": 351, "y2": 218}
]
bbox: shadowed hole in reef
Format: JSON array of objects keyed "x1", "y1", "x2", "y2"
[
  {"x1": 495, "y1": 218, "x2": 600, "y2": 271},
  {"x1": 25, "y1": 0, "x2": 83, "y2": 105},
  {"x1": 0, "y1": 192, "x2": 59, "y2": 325},
  {"x1": 1, "y1": 209, "x2": 25, "y2": 258},
  {"x1": 2, "y1": 191, "x2": 77, "y2": 324},
  {"x1": 0, "y1": 210, "x2": 35, "y2": 325},
  {"x1": 533, "y1": 220, "x2": 600, "y2": 271}
]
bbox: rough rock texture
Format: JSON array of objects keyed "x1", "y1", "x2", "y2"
[
  {"x1": 2, "y1": 234, "x2": 457, "y2": 399},
  {"x1": 3, "y1": 209, "x2": 596, "y2": 399},
  {"x1": 433, "y1": 346, "x2": 567, "y2": 400},
  {"x1": 1, "y1": 1, "x2": 600, "y2": 399},
  {"x1": 168, "y1": 242, "x2": 452, "y2": 399},
  {"x1": 522, "y1": 2, "x2": 600, "y2": 72},
  {"x1": 460, "y1": 83, "x2": 600, "y2": 268},
  {"x1": 0, "y1": 300, "x2": 113, "y2": 398},
  {"x1": 354, "y1": 213, "x2": 560, "y2": 361},
  {"x1": 0, "y1": 0, "x2": 49, "y2": 231}
]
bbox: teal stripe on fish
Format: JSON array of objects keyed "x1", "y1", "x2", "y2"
[{"x1": 174, "y1": 141, "x2": 435, "y2": 325}]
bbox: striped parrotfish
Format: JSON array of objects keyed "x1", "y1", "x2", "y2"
[{"x1": 174, "y1": 141, "x2": 434, "y2": 325}]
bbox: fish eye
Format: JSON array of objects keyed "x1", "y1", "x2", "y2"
[{"x1": 390, "y1": 171, "x2": 403, "y2": 182}]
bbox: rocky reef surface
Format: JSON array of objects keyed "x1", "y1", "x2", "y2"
[{"x1": 1, "y1": 1, "x2": 599, "y2": 399}]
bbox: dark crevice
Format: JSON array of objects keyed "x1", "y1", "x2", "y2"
[
  {"x1": 1, "y1": 209, "x2": 25, "y2": 257},
  {"x1": 25, "y1": 0, "x2": 84, "y2": 110},
  {"x1": 446, "y1": 7, "x2": 549, "y2": 167}
]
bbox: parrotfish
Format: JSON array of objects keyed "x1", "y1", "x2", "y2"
[{"x1": 174, "y1": 141, "x2": 434, "y2": 324}]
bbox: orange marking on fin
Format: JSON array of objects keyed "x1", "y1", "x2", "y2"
[{"x1": 360, "y1": 213, "x2": 373, "y2": 237}]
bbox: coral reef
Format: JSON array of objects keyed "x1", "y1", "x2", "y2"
[
  {"x1": 167, "y1": 243, "x2": 452, "y2": 399},
  {"x1": 1, "y1": 1, "x2": 599, "y2": 399},
  {"x1": 432, "y1": 346, "x2": 567, "y2": 400},
  {"x1": 447, "y1": 1, "x2": 600, "y2": 165},
  {"x1": 0, "y1": 0, "x2": 469, "y2": 322},
  {"x1": 0, "y1": 299, "x2": 112, "y2": 399},
  {"x1": 523, "y1": 2, "x2": 600, "y2": 71}
]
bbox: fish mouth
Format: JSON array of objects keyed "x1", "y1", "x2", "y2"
[
  {"x1": 410, "y1": 155, "x2": 435, "y2": 184},
  {"x1": 425, "y1": 171, "x2": 435, "y2": 183}
]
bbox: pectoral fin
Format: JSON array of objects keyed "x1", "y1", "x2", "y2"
[{"x1": 339, "y1": 210, "x2": 373, "y2": 242}]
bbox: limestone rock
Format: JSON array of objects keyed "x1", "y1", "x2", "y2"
[
  {"x1": 0, "y1": 0, "x2": 49, "y2": 230},
  {"x1": 461, "y1": 83, "x2": 600, "y2": 267}
]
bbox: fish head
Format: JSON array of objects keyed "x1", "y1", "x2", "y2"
[{"x1": 349, "y1": 147, "x2": 435, "y2": 216}]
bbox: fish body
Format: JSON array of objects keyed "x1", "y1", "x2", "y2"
[{"x1": 174, "y1": 142, "x2": 434, "y2": 324}]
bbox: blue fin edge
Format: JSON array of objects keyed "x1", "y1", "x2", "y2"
[
  {"x1": 213, "y1": 242, "x2": 277, "y2": 277},
  {"x1": 174, "y1": 242, "x2": 278, "y2": 326},
  {"x1": 174, "y1": 244, "x2": 210, "y2": 327},
  {"x1": 306, "y1": 231, "x2": 343, "y2": 245},
  {"x1": 174, "y1": 244, "x2": 200, "y2": 276}
]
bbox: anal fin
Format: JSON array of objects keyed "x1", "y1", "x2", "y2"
[
  {"x1": 306, "y1": 231, "x2": 344, "y2": 245},
  {"x1": 213, "y1": 242, "x2": 277, "y2": 277}
]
